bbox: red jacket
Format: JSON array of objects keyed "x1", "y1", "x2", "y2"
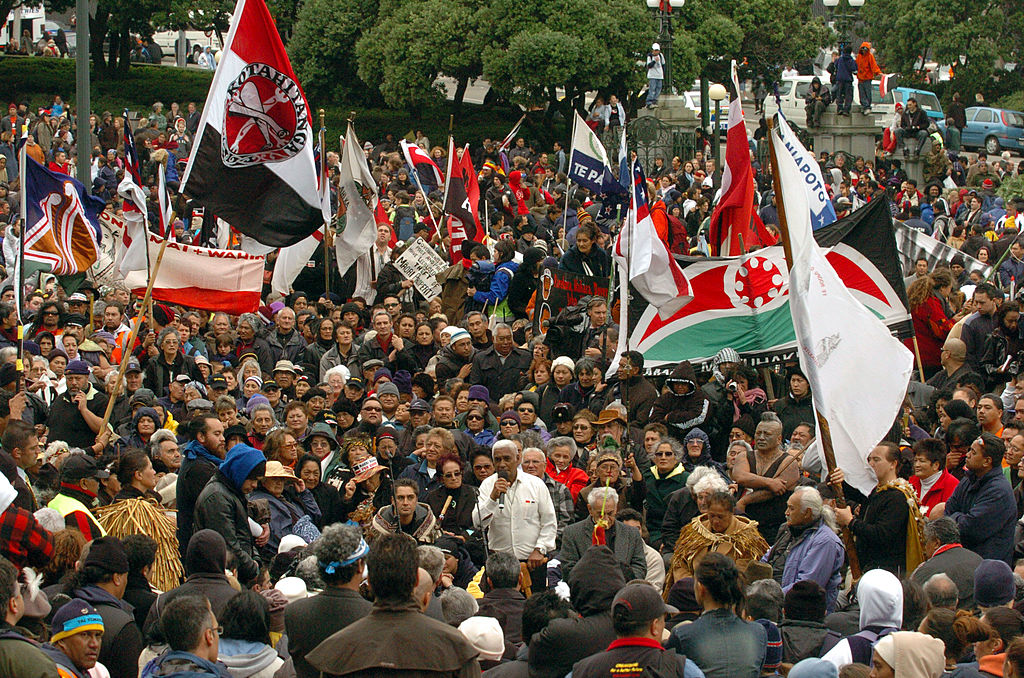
[
  {"x1": 546, "y1": 459, "x2": 589, "y2": 501},
  {"x1": 906, "y1": 294, "x2": 955, "y2": 369},
  {"x1": 910, "y1": 470, "x2": 959, "y2": 517}
]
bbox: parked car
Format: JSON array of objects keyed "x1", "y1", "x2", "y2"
[
  {"x1": 764, "y1": 77, "x2": 943, "y2": 124},
  {"x1": 956, "y1": 107, "x2": 1024, "y2": 154}
]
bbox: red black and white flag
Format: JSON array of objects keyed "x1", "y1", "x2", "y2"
[
  {"x1": 180, "y1": 0, "x2": 322, "y2": 248},
  {"x1": 442, "y1": 137, "x2": 481, "y2": 265},
  {"x1": 707, "y1": 60, "x2": 777, "y2": 256},
  {"x1": 400, "y1": 140, "x2": 443, "y2": 190}
]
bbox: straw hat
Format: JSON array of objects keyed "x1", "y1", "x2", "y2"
[{"x1": 262, "y1": 461, "x2": 299, "y2": 482}]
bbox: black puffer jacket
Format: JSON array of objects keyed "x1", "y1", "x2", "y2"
[
  {"x1": 650, "y1": 361, "x2": 714, "y2": 443},
  {"x1": 434, "y1": 343, "x2": 472, "y2": 385},
  {"x1": 528, "y1": 545, "x2": 625, "y2": 678}
]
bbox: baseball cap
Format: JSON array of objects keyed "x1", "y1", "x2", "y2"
[
  {"x1": 64, "y1": 360, "x2": 91, "y2": 376},
  {"x1": 124, "y1": 358, "x2": 142, "y2": 374},
  {"x1": 611, "y1": 581, "x2": 670, "y2": 624},
  {"x1": 346, "y1": 376, "x2": 364, "y2": 389},
  {"x1": 67, "y1": 292, "x2": 89, "y2": 304},
  {"x1": 409, "y1": 398, "x2": 430, "y2": 413},
  {"x1": 61, "y1": 455, "x2": 111, "y2": 482},
  {"x1": 209, "y1": 374, "x2": 228, "y2": 389},
  {"x1": 173, "y1": 373, "x2": 191, "y2": 383}
]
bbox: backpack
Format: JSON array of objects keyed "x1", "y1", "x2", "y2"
[{"x1": 395, "y1": 205, "x2": 417, "y2": 241}]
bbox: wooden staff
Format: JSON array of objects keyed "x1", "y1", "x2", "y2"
[
  {"x1": 97, "y1": 230, "x2": 173, "y2": 435},
  {"x1": 767, "y1": 119, "x2": 862, "y2": 580}
]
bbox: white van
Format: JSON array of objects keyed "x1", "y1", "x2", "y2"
[{"x1": 763, "y1": 76, "x2": 944, "y2": 126}]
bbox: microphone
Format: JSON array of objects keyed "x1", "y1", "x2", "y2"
[{"x1": 497, "y1": 469, "x2": 510, "y2": 510}]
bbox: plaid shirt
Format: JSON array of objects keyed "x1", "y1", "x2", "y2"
[
  {"x1": 544, "y1": 476, "x2": 575, "y2": 546},
  {"x1": 0, "y1": 505, "x2": 54, "y2": 570}
]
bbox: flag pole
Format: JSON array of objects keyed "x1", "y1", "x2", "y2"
[
  {"x1": 320, "y1": 109, "x2": 330, "y2": 298},
  {"x1": 17, "y1": 125, "x2": 27, "y2": 369},
  {"x1": 767, "y1": 118, "x2": 862, "y2": 580},
  {"x1": 98, "y1": 229, "x2": 173, "y2": 436}
]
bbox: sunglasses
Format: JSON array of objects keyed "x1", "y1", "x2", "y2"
[
  {"x1": 442, "y1": 471, "x2": 462, "y2": 479},
  {"x1": 517, "y1": 407, "x2": 534, "y2": 413},
  {"x1": 500, "y1": 420, "x2": 519, "y2": 426},
  {"x1": 653, "y1": 451, "x2": 675, "y2": 457},
  {"x1": 573, "y1": 424, "x2": 591, "y2": 430},
  {"x1": 362, "y1": 405, "x2": 382, "y2": 412},
  {"x1": 466, "y1": 414, "x2": 484, "y2": 421}
]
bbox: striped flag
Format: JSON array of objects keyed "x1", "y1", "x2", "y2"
[
  {"x1": 400, "y1": 140, "x2": 443, "y2": 191},
  {"x1": 708, "y1": 60, "x2": 777, "y2": 256},
  {"x1": 23, "y1": 156, "x2": 103, "y2": 276}
]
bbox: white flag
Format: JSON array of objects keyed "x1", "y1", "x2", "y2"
[
  {"x1": 773, "y1": 113, "x2": 837, "y2": 230},
  {"x1": 271, "y1": 228, "x2": 322, "y2": 296},
  {"x1": 773, "y1": 115, "x2": 914, "y2": 496},
  {"x1": 335, "y1": 123, "x2": 379, "y2": 277}
]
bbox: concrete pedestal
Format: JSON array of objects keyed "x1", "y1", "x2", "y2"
[
  {"x1": 643, "y1": 94, "x2": 701, "y2": 128},
  {"x1": 806, "y1": 111, "x2": 883, "y2": 160}
]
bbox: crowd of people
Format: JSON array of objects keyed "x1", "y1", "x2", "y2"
[{"x1": 0, "y1": 69, "x2": 1023, "y2": 678}]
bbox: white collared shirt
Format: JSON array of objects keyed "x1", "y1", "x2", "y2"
[{"x1": 474, "y1": 471, "x2": 557, "y2": 560}]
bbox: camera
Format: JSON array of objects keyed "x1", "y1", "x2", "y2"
[{"x1": 726, "y1": 381, "x2": 739, "y2": 393}]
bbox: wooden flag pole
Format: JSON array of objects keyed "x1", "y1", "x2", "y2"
[
  {"x1": 320, "y1": 108, "x2": 330, "y2": 297},
  {"x1": 766, "y1": 120, "x2": 862, "y2": 580},
  {"x1": 97, "y1": 228, "x2": 174, "y2": 436}
]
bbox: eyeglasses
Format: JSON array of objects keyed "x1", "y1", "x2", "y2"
[
  {"x1": 500, "y1": 420, "x2": 518, "y2": 426},
  {"x1": 442, "y1": 471, "x2": 462, "y2": 478},
  {"x1": 653, "y1": 451, "x2": 675, "y2": 457},
  {"x1": 573, "y1": 424, "x2": 590, "y2": 430},
  {"x1": 466, "y1": 414, "x2": 484, "y2": 421},
  {"x1": 473, "y1": 464, "x2": 493, "y2": 470},
  {"x1": 385, "y1": 302, "x2": 400, "y2": 308}
]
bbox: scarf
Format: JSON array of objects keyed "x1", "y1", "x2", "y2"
[
  {"x1": 183, "y1": 439, "x2": 224, "y2": 468},
  {"x1": 876, "y1": 478, "x2": 927, "y2": 573}
]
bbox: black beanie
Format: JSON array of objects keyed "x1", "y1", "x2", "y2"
[{"x1": 784, "y1": 580, "x2": 826, "y2": 622}]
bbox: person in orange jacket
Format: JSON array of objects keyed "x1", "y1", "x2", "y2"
[
  {"x1": 646, "y1": 182, "x2": 670, "y2": 248},
  {"x1": 856, "y1": 41, "x2": 883, "y2": 114}
]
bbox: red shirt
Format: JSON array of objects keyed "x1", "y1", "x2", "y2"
[
  {"x1": 546, "y1": 459, "x2": 589, "y2": 500},
  {"x1": 909, "y1": 469, "x2": 959, "y2": 516}
]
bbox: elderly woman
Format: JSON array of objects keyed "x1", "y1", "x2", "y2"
[
  {"x1": 682, "y1": 428, "x2": 729, "y2": 480},
  {"x1": 114, "y1": 407, "x2": 162, "y2": 456},
  {"x1": 249, "y1": 460, "x2": 321, "y2": 559},
  {"x1": 463, "y1": 404, "x2": 495, "y2": 448},
  {"x1": 545, "y1": 436, "x2": 590, "y2": 500},
  {"x1": 297, "y1": 454, "x2": 347, "y2": 528},
  {"x1": 338, "y1": 439, "x2": 392, "y2": 533},
  {"x1": 263, "y1": 428, "x2": 300, "y2": 469},
  {"x1": 425, "y1": 453, "x2": 483, "y2": 563},
  {"x1": 143, "y1": 327, "x2": 202, "y2": 396},
  {"x1": 399, "y1": 427, "x2": 450, "y2": 498},
  {"x1": 323, "y1": 365, "x2": 350, "y2": 408},
  {"x1": 660, "y1": 467, "x2": 731, "y2": 556},
  {"x1": 666, "y1": 490, "x2": 769, "y2": 590},
  {"x1": 247, "y1": 403, "x2": 277, "y2": 451},
  {"x1": 641, "y1": 438, "x2": 690, "y2": 550}
]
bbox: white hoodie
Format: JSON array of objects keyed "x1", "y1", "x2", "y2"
[{"x1": 822, "y1": 568, "x2": 904, "y2": 668}]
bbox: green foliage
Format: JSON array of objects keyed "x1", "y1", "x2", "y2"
[
  {"x1": 289, "y1": 0, "x2": 380, "y2": 106},
  {"x1": 861, "y1": 0, "x2": 1024, "y2": 104},
  {"x1": 995, "y1": 91, "x2": 1024, "y2": 112},
  {"x1": 997, "y1": 174, "x2": 1024, "y2": 204},
  {"x1": 0, "y1": 56, "x2": 214, "y2": 112},
  {"x1": 355, "y1": 0, "x2": 481, "y2": 110}
]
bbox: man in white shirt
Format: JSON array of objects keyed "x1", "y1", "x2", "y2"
[
  {"x1": 354, "y1": 223, "x2": 393, "y2": 304},
  {"x1": 475, "y1": 440, "x2": 557, "y2": 587}
]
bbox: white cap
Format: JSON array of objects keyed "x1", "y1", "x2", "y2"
[
  {"x1": 552, "y1": 356, "x2": 576, "y2": 373},
  {"x1": 448, "y1": 328, "x2": 471, "y2": 345},
  {"x1": 458, "y1": 616, "x2": 505, "y2": 662},
  {"x1": 652, "y1": 43, "x2": 660, "y2": 51},
  {"x1": 275, "y1": 576, "x2": 309, "y2": 604},
  {"x1": 278, "y1": 534, "x2": 308, "y2": 554}
]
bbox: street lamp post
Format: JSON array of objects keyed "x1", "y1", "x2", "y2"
[
  {"x1": 708, "y1": 82, "x2": 727, "y2": 166},
  {"x1": 646, "y1": 0, "x2": 685, "y2": 95},
  {"x1": 822, "y1": 0, "x2": 865, "y2": 49}
]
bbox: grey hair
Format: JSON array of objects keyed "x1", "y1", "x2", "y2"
[
  {"x1": 485, "y1": 552, "x2": 521, "y2": 590},
  {"x1": 655, "y1": 438, "x2": 684, "y2": 462},
  {"x1": 760, "y1": 411, "x2": 782, "y2": 425},
  {"x1": 493, "y1": 323, "x2": 513, "y2": 335},
  {"x1": 236, "y1": 358, "x2": 261, "y2": 381},
  {"x1": 157, "y1": 327, "x2": 180, "y2": 346},
  {"x1": 745, "y1": 579, "x2": 784, "y2": 623},
  {"x1": 440, "y1": 587, "x2": 478, "y2": 627},
  {"x1": 0, "y1": 347, "x2": 17, "y2": 363},
  {"x1": 729, "y1": 440, "x2": 753, "y2": 456},
  {"x1": 492, "y1": 439, "x2": 518, "y2": 458},
  {"x1": 516, "y1": 430, "x2": 545, "y2": 450},
  {"x1": 314, "y1": 523, "x2": 365, "y2": 582},
  {"x1": 685, "y1": 465, "x2": 722, "y2": 490},
  {"x1": 236, "y1": 313, "x2": 263, "y2": 334},
  {"x1": 923, "y1": 573, "x2": 959, "y2": 609},
  {"x1": 104, "y1": 371, "x2": 122, "y2": 388},
  {"x1": 588, "y1": 486, "x2": 619, "y2": 508},
  {"x1": 249, "y1": 402, "x2": 277, "y2": 423},
  {"x1": 547, "y1": 436, "x2": 578, "y2": 459},
  {"x1": 323, "y1": 365, "x2": 350, "y2": 383},
  {"x1": 792, "y1": 486, "x2": 823, "y2": 521},
  {"x1": 692, "y1": 473, "x2": 729, "y2": 497},
  {"x1": 923, "y1": 516, "x2": 960, "y2": 546},
  {"x1": 294, "y1": 554, "x2": 325, "y2": 591},
  {"x1": 575, "y1": 356, "x2": 598, "y2": 377},
  {"x1": 149, "y1": 429, "x2": 177, "y2": 457},
  {"x1": 418, "y1": 545, "x2": 445, "y2": 582},
  {"x1": 522, "y1": 447, "x2": 545, "y2": 461}
]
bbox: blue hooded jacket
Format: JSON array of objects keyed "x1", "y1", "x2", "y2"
[{"x1": 219, "y1": 443, "x2": 266, "y2": 492}]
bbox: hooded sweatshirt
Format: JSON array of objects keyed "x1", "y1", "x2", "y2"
[
  {"x1": 822, "y1": 569, "x2": 903, "y2": 668},
  {"x1": 651, "y1": 361, "x2": 712, "y2": 441},
  {"x1": 220, "y1": 443, "x2": 266, "y2": 492},
  {"x1": 873, "y1": 631, "x2": 945, "y2": 678},
  {"x1": 217, "y1": 638, "x2": 283, "y2": 678},
  {"x1": 856, "y1": 42, "x2": 882, "y2": 82},
  {"x1": 529, "y1": 545, "x2": 626, "y2": 678}
]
